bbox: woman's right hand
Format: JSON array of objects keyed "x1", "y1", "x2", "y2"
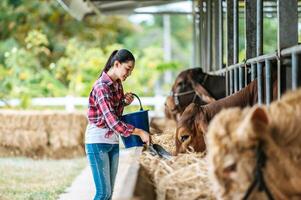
[{"x1": 133, "y1": 128, "x2": 150, "y2": 145}]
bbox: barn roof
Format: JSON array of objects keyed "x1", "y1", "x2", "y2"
[{"x1": 57, "y1": 0, "x2": 187, "y2": 20}]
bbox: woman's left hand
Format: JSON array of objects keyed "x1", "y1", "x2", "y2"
[{"x1": 124, "y1": 92, "x2": 134, "y2": 105}]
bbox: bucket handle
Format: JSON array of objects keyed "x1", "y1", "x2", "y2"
[{"x1": 131, "y1": 93, "x2": 143, "y2": 111}]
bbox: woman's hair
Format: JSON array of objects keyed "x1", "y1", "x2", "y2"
[{"x1": 102, "y1": 49, "x2": 135, "y2": 73}]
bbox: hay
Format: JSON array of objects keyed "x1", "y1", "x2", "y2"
[
  {"x1": 151, "y1": 129, "x2": 175, "y2": 154},
  {"x1": 0, "y1": 110, "x2": 87, "y2": 158},
  {"x1": 140, "y1": 129, "x2": 216, "y2": 200},
  {"x1": 150, "y1": 117, "x2": 177, "y2": 135}
]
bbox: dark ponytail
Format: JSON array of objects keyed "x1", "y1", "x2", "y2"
[{"x1": 101, "y1": 49, "x2": 135, "y2": 74}]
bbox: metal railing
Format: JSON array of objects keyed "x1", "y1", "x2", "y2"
[{"x1": 209, "y1": 44, "x2": 301, "y2": 106}]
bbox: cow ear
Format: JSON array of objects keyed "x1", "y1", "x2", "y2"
[
  {"x1": 193, "y1": 83, "x2": 216, "y2": 103},
  {"x1": 249, "y1": 106, "x2": 269, "y2": 125},
  {"x1": 237, "y1": 106, "x2": 269, "y2": 141}
]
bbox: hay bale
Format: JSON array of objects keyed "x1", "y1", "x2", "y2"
[
  {"x1": 0, "y1": 129, "x2": 48, "y2": 149},
  {"x1": 0, "y1": 110, "x2": 87, "y2": 158},
  {"x1": 46, "y1": 112, "x2": 86, "y2": 150}
]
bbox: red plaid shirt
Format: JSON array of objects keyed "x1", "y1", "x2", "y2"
[{"x1": 87, "y1": 72, "x2": 134, "y2": 138}]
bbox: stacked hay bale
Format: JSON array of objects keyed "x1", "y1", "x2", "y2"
[
  {"x1": 141, "y1": 118, "x2": 215, "y2": 200},
  {"x1": 0, "y1": 110, "x2": 87, "y2": 158}
]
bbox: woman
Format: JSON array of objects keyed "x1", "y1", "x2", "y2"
[{"x1": 85, "y1": 49, "x2": 150, "y2": 200}]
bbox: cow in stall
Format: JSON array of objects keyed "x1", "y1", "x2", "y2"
[
  {"x1": 206, "y1": 88, "x2": 301, "y2": 200},
  {"x1": 174, "y1": 77, "x2": 277, "y2": 155},
  {"x1": 165, "y1": 67, "x2": 226, "y2": 121}
]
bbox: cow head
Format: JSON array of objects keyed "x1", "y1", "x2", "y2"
[
  {"x1": 174, "y1": 103, "x2": 208, "y2": 155},
  {"x1": 165, "y1": 68, "x2": 216, "y2": 121},
  {"x1": 206, "y1": 106, "x2": 270, "y2": 200}
]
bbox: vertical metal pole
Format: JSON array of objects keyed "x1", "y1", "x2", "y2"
[
  {"x1": 234, "y1": 69, "x2": 238, "y2": 92},
  {"x1": 219, "y1": 0, "x2": 224, "y2": 69},
  {"x1": 256, "y1": 0, "x2": 263, "y2": 105},
  {"x1": 202, "y1": 0, "x2": 208, "y2": 70},
  {"x1": 265, "y1": 59, "x2": 272, "y2": 106},
  {"x1": 207, "y1": 0, "x2": 212, "y2": 72},
  {"x1": 212, "y1": 0, "x2": 218, "y2": 71},
  {"x1": 256, "y1": 0, "x2": 263, "y2": 56},
  {"x1": 239, "y1": 67, "x2": 244, "y2": 90},
  {"x1": 277, "y1": 0, "x2": 298, "y2": 97},
  {"x1": 245, "y1": 0, "x2": 257, "y2": 87},
  {"x1": 244, "y1": 64, "x2": 248, "y2": 86},
  {"x1": 226, "y1": 70, "x2": 229, "y2": 96},
  {"x1": 292, "y1": 53, "x2": 300, "y2": 90},
  {"x1": 251, "y1": 63, "x2": 256, "y2": 81},
  {"x1": 192, "y1": 0, "x2": 197, "y2": 67},
  {"x1": 233, "y1": 0, "x2": 238, "y2": 92},
  {"x1": 245, "y1": 0, "x2": 257, "y2": 59},
  {"x1": 199, "y1": 0, "x2": 204, "y2": 69},
  {"x1": 257, "y1": 62, "x2": 263, "y2": 105},
  {"x1": 227, "y1": 0, "x2": 234, "y2": 96},
  {"x1": 229, "y1": 69, "x2": 233, "y2": 95},
  {"x1": 227, "y1": 0, "x2": 234, "y2": 66}
]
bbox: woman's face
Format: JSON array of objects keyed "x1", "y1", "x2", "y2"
[{"x1": 117, "y1": 60, "x2": 134, "y2": 81}]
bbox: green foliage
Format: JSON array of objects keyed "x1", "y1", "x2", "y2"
[
  {"x1": 0, "y1": 0, "x2": 195, "y2": 108},
  {"x1": 156, "y1": 61, "x2": 181, "y2": 72}
]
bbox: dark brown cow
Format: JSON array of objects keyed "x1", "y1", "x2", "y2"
[
  {"x1": 175, "y1": 78, "x2": 277, "y2": 155},
  {"x1": 165, "y1": 67, "x2": 226, "y2": 121}
]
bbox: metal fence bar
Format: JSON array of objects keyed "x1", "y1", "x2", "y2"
[
  {"x1": 227, "y1": 0, "x2": 234, "y2": 66},
  {"x1": 234, "y1": 68, "x2": 238, "y2": 92},
  {"x1": 229, "y1": 69, "x2": 233, "y2": 94},
  {"x1": 292, "y1": 53, "x2": 299, "y2": 90},
  {"x1": 256, "y1": 0, "x2": 263, "y2": 56},
  {"x1": 239, "y1": 67, "x2": 244, "y2": 90},
  {"x1": 219, "y1": 0, "x2": 224, "y2": 69},
  {"x1": 277, "y1": 0, "x2": 298, "y2": 97},
  {"x1": 244, "y1": 65, "x2": 248, "y2": 86},
  {"x1": 226, "y1": 70, "x2": 229, "y2": 95},
  {"x1": 210, "y1": 45, "x2": 301, "y2": 75},
  {"x1": 245, "y1": 0, "x2": 257, "y2": 59},
  {"x1": 257, "y1": 62, "x2": 263, "y2": 105},
  {"x1": 207, "y1": 0, "x2": 212, "y2": 71},
  {"x1": 282, "y1": 45, "x2": 301, "y2": 55},
  {"x1": 233, "y1": 0, "x2": 239, "y2": 64},
  {"x1": 251, "y1": 63, "x2": 256, "y2": 81},
  {"x1": 265, "y1": 59, "x2": 272, "y2": 106}
]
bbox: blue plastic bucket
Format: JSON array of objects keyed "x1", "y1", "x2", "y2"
[{"x1": 121, "y1": 93, "x2": 149, "y2": 148}]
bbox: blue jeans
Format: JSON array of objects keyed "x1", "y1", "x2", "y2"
[{"x1": 85, "y1": 143, "x2": 119, "y2": 200}]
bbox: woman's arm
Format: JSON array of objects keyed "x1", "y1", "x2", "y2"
[{"x1": 132, "y1": 128, "x2": 150, "y2": 145}]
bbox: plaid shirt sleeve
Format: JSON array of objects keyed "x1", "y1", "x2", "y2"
[{"x1": 93, "y1": 84, "x2": 134, "y2": 137}]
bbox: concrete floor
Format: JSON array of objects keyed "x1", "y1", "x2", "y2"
[{"x1": 58, "y1": 147, "x2": 142, "y2": 200}]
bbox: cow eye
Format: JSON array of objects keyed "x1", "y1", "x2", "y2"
[
  {"x1": 180, "y1": 135, "x2": 190, "y2": 142},
  {"x1": 223, "y1": 163, "x2": 237, "y2": 175},
  {"x1": 180, "y1": 82, "x2": 186, "y2": 88}
]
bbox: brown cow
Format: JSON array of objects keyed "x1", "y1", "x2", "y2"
[
  {"x1": 206, "y1": 88, "x2": 301, "y2": 200},
  {"x1": 175, "y1": 78, "x2": 277, "y2": 155},
  {"x1": 165, "y1": 67, "x2": 226, "y2": 121}
]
